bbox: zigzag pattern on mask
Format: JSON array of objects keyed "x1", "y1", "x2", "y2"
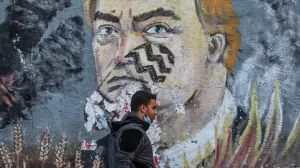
[
  {"x1": 125, "y1": 51, "x2": 166, "y2": 83},
  {"x1": 135, "y1": 43, "x2": 175, "y2": 74},
  {"x1": 158, "y1": 44, "x2": 175, "y2": 65},
  {"x1": 144, "y1": 44, "x2": 173, "y2": 73}
]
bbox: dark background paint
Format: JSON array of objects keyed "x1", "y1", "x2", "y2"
[{"x1": 0, "y1": 0, "x2": 107, "y2": 147}]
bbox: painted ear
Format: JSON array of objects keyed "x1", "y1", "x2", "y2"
[{"x1": 208, "y1": 34, "x2": 227, "y2": 63}]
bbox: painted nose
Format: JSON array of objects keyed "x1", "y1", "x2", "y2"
[{"x1": 115, "y1": 31, "x2": 145, "y2": 63}]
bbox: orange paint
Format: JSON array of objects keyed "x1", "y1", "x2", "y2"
[{"x1": 198, "y1": 0, "x2": 241, "y2": 74}]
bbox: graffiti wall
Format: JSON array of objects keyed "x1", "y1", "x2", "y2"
[{"x1": 0, "y1": 0, "x2": 300, "y2": 167}]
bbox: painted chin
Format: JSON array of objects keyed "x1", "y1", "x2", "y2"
[
  {"x1": 105, "y1": 86, "x2": 125, "y2": 101},
  {"x1": 107, "y1": 84, "x2": 125, "y2": 93},
  {"x1": 98, "y1": 79, "x2": 147, "y2": 102}
]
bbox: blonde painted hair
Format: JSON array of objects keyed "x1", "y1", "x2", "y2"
[{"x1": 82, "y1": 0, "x2": 240, "y2": 73}]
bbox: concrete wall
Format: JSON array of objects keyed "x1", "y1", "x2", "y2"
[{"x1": 0, "y1": 0, "x2": 300, "y2": 167}]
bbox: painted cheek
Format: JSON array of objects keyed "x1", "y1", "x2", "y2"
[
  {"x1": 161, "y1": 32, "x2": 167, "y2": 37},
  {"x1": 96, "y1": 44, "x2": 117, "y2": 82}
]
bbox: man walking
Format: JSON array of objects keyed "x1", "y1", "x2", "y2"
[{"x1": 108, "y1": 90, "x2": 157, "y2": 168}]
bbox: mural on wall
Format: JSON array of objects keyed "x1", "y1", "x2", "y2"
[
  {"x1": 0, "y1": 0, "x2": 300, "y2": 167},
  {"x1": 82, "y1": 0, "x2": 300, "y2": 167}
]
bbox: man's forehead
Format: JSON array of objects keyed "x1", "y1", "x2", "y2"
[
  {"x1": 96, "y1": 0, "x2": 187, "y2": 16},
  {"x1": 149, "y1": 99, "x2": 157, "y2": 105}
]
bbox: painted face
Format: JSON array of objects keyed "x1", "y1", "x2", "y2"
[
  {"x1": 92, "y1": 0, "x2": 227, "y2": 144},
  {"x1": 93, "y1": 0, "x2": 208, "y2": 101}
]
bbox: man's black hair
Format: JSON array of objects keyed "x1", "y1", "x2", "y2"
[{"x1": 131, "y1": 91, "x2": 156, "y2": 113}]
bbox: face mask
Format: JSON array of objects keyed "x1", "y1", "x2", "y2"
[{"x1": 144, "y1": 110, "x2": 151, "y2": 124}]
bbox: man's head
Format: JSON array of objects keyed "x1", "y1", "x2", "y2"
[
  {"x1": 131, "y1": 91, "x2": 157, "y2": 123},
  {"x1": 83, "y1": 0, "x2": 240, "y2": 143}
]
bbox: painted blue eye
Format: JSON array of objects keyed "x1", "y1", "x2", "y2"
[
  {"x1": 98, "y1": 26, "x2": 118, "y2": 37},
  {"x1": 146, "y1": 24, "x2": 168, "y2": 37}
]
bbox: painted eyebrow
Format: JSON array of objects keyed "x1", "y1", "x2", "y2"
[
  {"x1": 133, "y1": 8, "x2": 181, "y2": 22},
  {"x1": 94, "y1": 11, "x2": 120, "y2": 23}
]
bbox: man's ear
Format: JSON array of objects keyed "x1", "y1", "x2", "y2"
[
  {"x1": 140, "y1": 104, "x2": 146, "y2": 113},
  {"x1": 208, "y1": 34, "x2": 227, "y2": 63}
]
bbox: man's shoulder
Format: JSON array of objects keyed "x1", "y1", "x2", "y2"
[{"x1": 118, "y1": 126, "x2": 145, "y2": 153}]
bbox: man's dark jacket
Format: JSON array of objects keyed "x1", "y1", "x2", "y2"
[{"x1": 110, "y1": 113, "x2": 155, "y2": 168}]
